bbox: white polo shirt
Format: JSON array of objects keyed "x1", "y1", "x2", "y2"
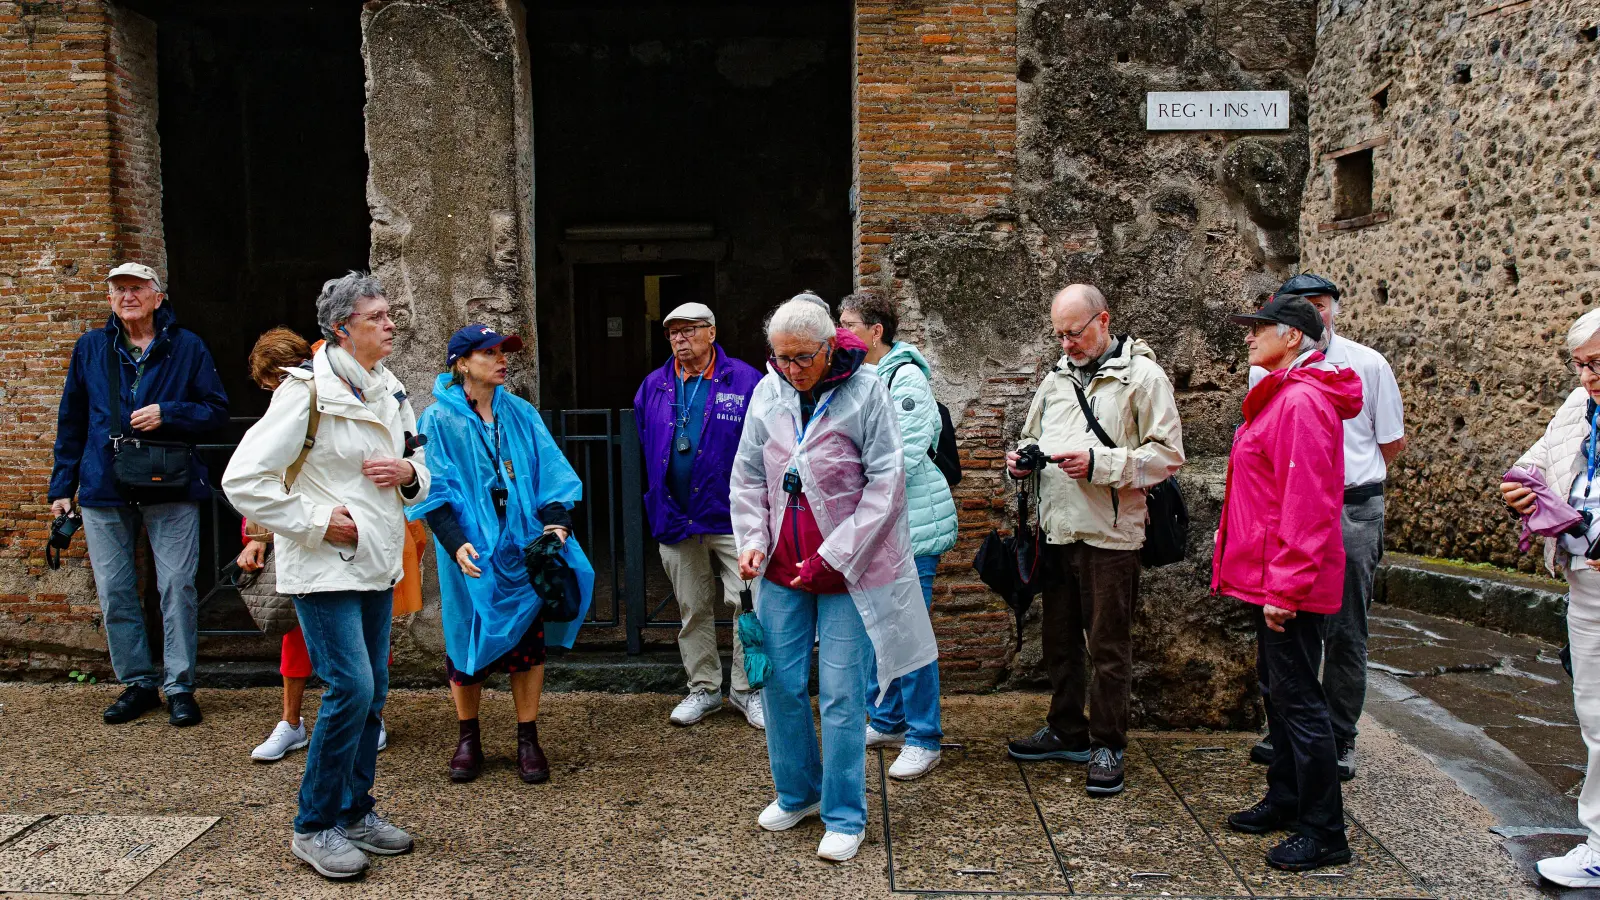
[{"x1": 1248, "y1": 333, "x2": 1405, "y2": 488}]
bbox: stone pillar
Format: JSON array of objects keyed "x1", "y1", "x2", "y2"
[{"x1": 361, "y1": 0, "x2": 537, "y2": 401}]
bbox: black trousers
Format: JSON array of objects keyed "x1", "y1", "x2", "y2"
[
  {"x1": 1258, "y1": 610, "x2": 1347, "y2": 846},
  {"x1": 1042, "y1": 543, "x2": 1140, "y2": 751}
]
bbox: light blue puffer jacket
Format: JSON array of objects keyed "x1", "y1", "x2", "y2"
[{"x1": 877, "y1": 342, "x2": 958, "y2": 560}]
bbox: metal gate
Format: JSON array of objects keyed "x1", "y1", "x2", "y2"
[{"x1": 194, "y1": 408, "x2": 708, "y2": 653}]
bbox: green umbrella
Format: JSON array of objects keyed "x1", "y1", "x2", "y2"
[{"x1": 735, "y1": 582, "x2": 771, "y2": 690}]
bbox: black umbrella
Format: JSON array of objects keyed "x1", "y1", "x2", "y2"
[{"x1": 973, "y1": 473, "x2": 1047, "y2": 650}]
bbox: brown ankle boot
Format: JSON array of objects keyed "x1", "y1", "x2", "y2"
[
  {"x1": 450, "y1": 718, "x2": 483, "y2": 783},
  {"x1": 518, "y1": 720, "x2": 549, "y2": 784}
]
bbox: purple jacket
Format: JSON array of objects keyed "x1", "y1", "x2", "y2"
[
  {"x1": 634, "y1": 344, "x2": 763, "y2": 545},
  {"x1": 1503, "y1": 465, "x2": 1584, "y2": 552}
]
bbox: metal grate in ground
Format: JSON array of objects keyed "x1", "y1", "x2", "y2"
[
  {"x1": 877, "y1": 736, "x2": 1434, "y2": 898},
  {"x1": 0, "y1": 814, "x2": 219, "y2": 895}
]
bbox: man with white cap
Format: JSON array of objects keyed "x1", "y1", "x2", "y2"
[
  {"x1": 633, "y1": 302, "x2": 765, "y2": 726},
  {"x1": 49, "y1": 262, "x2": 229, "y2": 727}
]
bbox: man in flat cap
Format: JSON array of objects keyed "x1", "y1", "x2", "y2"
[
  {"x1": 1247, "y1": 274, "x2": 1406, "y2": 781},
  {"x1": 49, "y1": 262, "x2": 229, "y2": 727},
  {"x1": 634, "y1": 303, "x2": 766, "y2": 728}
]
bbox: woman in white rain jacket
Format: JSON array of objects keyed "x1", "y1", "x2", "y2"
[
  {"x1": 731, "y1": 295, "x2": 937, "y2": 864},
  {"x1": 223, "y1": 273, "x2": 429, "y2": 881}
]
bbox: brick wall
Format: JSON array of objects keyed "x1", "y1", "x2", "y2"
[
  {"x1": 854, "y1": 1, "x2": 1020, "y2": 691},
  {"x1": 0, "y1": 1, "x2": 162, "y2": 676}
]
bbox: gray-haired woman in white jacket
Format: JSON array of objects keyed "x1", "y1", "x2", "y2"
[
  {"x1": 1501, "y1": 307, "x2": 1600, "y2": 889},
  {"x1": 223, "y1": 272, "x2": 430, "y2": 882}
]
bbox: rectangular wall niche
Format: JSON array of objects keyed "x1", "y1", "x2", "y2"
[{"x1": 1333, "y1": 148, "x2": 1375, "y2": 221}]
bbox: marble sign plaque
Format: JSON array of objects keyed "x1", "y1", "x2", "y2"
[{"x1": 1146, "y1": 91, "x2": 1290, "y2": 130}]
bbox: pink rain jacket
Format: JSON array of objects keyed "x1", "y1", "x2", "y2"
[{"x1": 1211, "y1": 353, "x2": 1364, "y2": 614}]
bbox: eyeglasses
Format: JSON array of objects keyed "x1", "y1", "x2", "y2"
[
  {"x1": 1055, "y1": 315, "x2": 1101, "y2": 341},
  {"x1": 1572, "y1": 358, "x2": 1600, "y2": 377},
  {"x1": 665, "y1": 324, "x2": 710, "y2": 341},
  {"x1": 769, "y1": 344, "x2": 830, "y2": 370},
  {"x1": 839, "y1": 317, "x2": 869, "y2": 330},
  {"x1": 346, "y1": 309, "x2": 393, "y2": 327}
]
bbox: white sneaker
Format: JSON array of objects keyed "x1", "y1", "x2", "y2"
[
  {"x1": 670, "y1": 690, "x2": 723, "y2": 726},
  {"x1": 1537, "y1": 843, "x2": 1600, "y2": 887},
  {"x1": 866, "y1": 726, "x2": 905, "y2": 748},
  {"x1": 729, "y1": 689, "x2": 765, "y2": 729},
  {"x1": 377, "y1": 719, "x2": 388, "y2": 753},
  {"x1": 251, "y1": 719, "x2": 309, "y2": 762},
  {"x1": 888, "y1": 745, "x2": 941, "y2": 781},
  {"x1": 758, "y1": 799, "x2": 821, "y2": 832},
  {"x1": 817, "y1": 830, "x2": 865, "y2": 862}
]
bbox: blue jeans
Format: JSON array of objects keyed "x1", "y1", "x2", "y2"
[
  {"x1": 80, "y1": 502, "x2": 199, "y2": 696},
  {"x1": 760, "y1": 580, "x2": 871, "y2": 836},
  {"x1": 867, "y1": 555, "x2": 942, "y2": 750},
  {"x1": 292, "y1": 589, "x2": 393, "y2": 834}
]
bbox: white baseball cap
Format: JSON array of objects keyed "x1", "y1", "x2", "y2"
[
  {"x1": 662, "y1": 302, "x2": 715, "y2": 327},
  {"x1": 106, "y1": 262, "x2": 163, "y2": 291}
]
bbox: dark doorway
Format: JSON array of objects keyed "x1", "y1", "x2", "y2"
[
  {"x1": 530, "y1": 0, "x2": 854, "y2": 412},
  {"x1": 135, "y1": 1, "x2": 370, "y2": 416},
  {"x1": 573, "y1": 262, "x2": 716, "y2": 410}
]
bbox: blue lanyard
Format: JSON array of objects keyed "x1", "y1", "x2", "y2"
[
  {"x1": 676, "y1": 372, "x2": 706, "y2": 431},
  {"x1": 791, "y1": 390, "x2": 836, "y2": 447},
  {"x1": 1587, "y1": 408, "x2": 1600, "y2": 487}
]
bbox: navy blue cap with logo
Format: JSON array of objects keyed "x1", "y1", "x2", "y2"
[{"x1": 446, "y1": 323, "x2": 525, "y2": 367}]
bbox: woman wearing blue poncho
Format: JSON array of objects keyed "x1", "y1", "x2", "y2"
[{"x1": 407, "y1": 324, "x2": 593, "y2": 785}]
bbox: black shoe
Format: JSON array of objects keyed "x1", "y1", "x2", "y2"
[
  {"x1": 1337, "y1": 742, "x2": 1356, "y2": 781},
  {"x1": 1266, "y1": 833, "x2": 1352, "y2": 872},
  {"x1": 1007, "y1": 726, "x2": 1092, "y2": 762},
  {"x1": 1250, "y1": 738, "x2": 1274, "y2": 765},
  {"x1": 168, "y1": 692, "x2": 203, "y2": 727},
  {"x1": 103, "y1": 685, "x2": 161, "y2": 724},
  {"x1": 1227, "y1": 797, "x2": 1297, "y2": 834},
  {"x1": 1086, "y1": 746, "x2": 1125, "y2": 796}
]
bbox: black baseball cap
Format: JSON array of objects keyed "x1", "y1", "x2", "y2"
[
  {"x1": 1272, "y1": 272, "x2": 1341, "y2": 302},
  {"x1": 1229, "y1": 294, "x2": 1325, "y2": 342},
  {"x1": 446, "y1": 323, "x2": 524, "y2": 367}
]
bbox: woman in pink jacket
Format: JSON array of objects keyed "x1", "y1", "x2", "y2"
[{"x1": 1213, "y1": 295, "x2": 1362, "y2": 873}]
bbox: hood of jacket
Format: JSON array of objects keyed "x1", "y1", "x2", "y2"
[
  {"x1": 1242, "y1": 352, "x2": 1364, "y2": 424},
  {"x1": 878, "y1": 341, "x2": 931, "y2": 381},
  {"x1": 1053, "y1": 335, "x2": 1154, "y2": 385}
]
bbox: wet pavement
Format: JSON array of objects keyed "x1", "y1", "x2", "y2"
[{"x1": 0, "y1": 682, "x2": 1545, "y2": 899}]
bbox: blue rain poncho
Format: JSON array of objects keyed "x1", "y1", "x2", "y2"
[{"x1": 407, "y1": 374, "x2": 594, "y2": 673}]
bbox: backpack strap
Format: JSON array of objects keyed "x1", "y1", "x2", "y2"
[
  {"x1": 103, "y1": 332, "x2": 124, "y2": 443},
  {"x1": 284, "y1": 376, "x2": 321, "y2": 490}
]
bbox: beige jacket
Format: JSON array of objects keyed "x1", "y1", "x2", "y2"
[
  {"x1": 1516, "y1": 385, "x2": 1591, "y2": 576},
  {"x1": 1018, "y1": 337, "x2": 1186, "y2": 551},
  {"x1": 223, "y1": 348, "x2": 430, "y2": 595}
]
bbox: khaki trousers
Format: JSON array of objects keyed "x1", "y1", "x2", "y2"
[{"x1": 659, "y1": 533, "x2": 748, "y2": 694}]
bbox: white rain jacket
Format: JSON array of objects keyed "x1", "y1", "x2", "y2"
[
  {"x1": 1516, "y1": 385, "x2": 1592, "y2": 576},
  {"x1": 730, "y1": 364, "x2": 939, "y2": 697},
  {"x1": 222, "y1": 347, "x2": 431, "y2": 595}
]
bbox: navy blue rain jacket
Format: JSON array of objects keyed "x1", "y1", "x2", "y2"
[{"x1": 49, "y1": 304, "x2": 230, "y2": 507}]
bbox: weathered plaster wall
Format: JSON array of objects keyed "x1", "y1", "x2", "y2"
[
  {"x1": 1299, "y1": 0, "x2": 1600, "y2": 568},
  {"x1": 858, "y1": 0, "x2": 1316, "y2": 726}
]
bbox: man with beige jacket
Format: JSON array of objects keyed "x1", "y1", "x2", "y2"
[{"x1": 1004, "y1": 284, "x2": 1185, "y2": 797}]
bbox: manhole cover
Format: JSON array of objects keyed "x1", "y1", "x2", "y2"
[{"x1": 0, "y1": 815, "x2": 219, "y2": 895}]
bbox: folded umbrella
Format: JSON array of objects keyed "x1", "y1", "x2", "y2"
[
  {"x1": 973, "y1": 475, "x2": 1046, "y2": 650},
  {"x1": 735, "y1": 582, "x2": 771, "y2": 691}
]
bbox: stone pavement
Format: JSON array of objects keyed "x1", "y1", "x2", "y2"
[{"x1": 0, "y1": 682, "x2": 1549, "y2": 900}]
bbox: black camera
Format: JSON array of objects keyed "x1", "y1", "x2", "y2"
[
  {"x1": 782, "y1": 469, "x2": 803, "y2": 496},
  {"x1": 46, "y1": 510, "x2": 82, "y2": 570},
  {"x1": 1014, "y1": 443, "x2": 1051, "y2": 475}
]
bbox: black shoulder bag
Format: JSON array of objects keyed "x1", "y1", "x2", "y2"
[
  {"x1": 103, "y1": 334, "x2": 194, "y2": 502},
  {"x1": 1069, "y1": 379, "x2": 1188, "y2": 568}
]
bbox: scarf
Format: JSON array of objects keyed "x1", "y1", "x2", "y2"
[{"x1": 326, "y1": 343, "x2": 380, "y2": 403}]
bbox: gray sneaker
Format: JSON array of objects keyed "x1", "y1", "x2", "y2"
[
  {"x1": 1337, "y1": 743, "x2": 1356, "y2": 781},
  {"x1": 291, "y1": 828, "x2": 369, "y2": 880},
  {"x1": 342, "y1": 811, "x2": 414, "y2": 855}
]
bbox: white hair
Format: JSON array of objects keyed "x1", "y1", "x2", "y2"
[
  {"x1": 766, "y1": 295, "x2": 835, "y2": 344},
  {"x1": 317, "y1": 271, "x2": 384, "y2": 342},
  {"x1": 1275, "y1": 322, "x2": 1318, "y2": 353},
  {"x1": 1568, "y1": 309, "x2": 1600, "y2": 354}
]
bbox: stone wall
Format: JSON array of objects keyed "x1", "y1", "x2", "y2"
[
  {"x1": 0, "y1": 1, "x2": 163, "y2": 677},
  {"x1": 857, "y1": 0, "x2": 1316, "y2": 725},
  {"x1": 1299, "y1": 0, "x2": 1600, "y2": 569}
]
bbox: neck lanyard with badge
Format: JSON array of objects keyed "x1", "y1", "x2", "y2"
[
  {"x1": 784, "y1": 390, "x2": 834, "y2": 499},
  {"x1": 1580, "y1": 406, "x2": 1600, "y2": 558},
  {"x1": 473, "y1": 397, "x2": 514, "y2": 515},
  {"x1": 675, "y1": 366, "x2": 707, "y2": 454}
]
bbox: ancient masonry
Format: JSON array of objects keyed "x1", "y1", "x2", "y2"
[
  {"x1": 1299, "y1": 0, "x2": 1600, "y2": 570},
  {"x1": 0, "y1": 0, "x2": 1475, "y2": 729}
]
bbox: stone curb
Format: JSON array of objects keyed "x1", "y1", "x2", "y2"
[{"x1": 1374, "y1": 552, "x2": 1568, "y2": 644}]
